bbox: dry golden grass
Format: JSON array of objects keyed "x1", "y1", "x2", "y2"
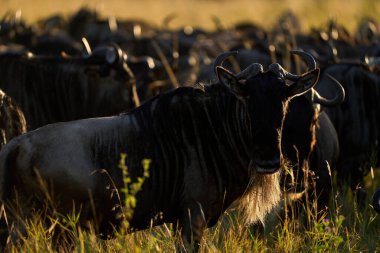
[{"x1": 1, "y1": 0, "x2": 380, "y2": 32}]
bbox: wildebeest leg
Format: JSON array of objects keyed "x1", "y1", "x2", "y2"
[
  {"x1": 176, "y1": 202, "x2": 207, "y2": 252},
  {"x1": 0, "y1": 215, "x2": 8, "y2": 250},
  {"x1": 0, "y1": 213, "x2": 27, "y2": 250}
]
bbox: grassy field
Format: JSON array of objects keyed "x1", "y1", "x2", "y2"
[
  {"x1": 6, "y1": 172, "x2": 380, "y2": 252},
  {"x1": 3, "y1": 157, "x2": 380, "y2": 252},
  {"x1": 1, "y1": 0, "x2": 380, "y2": 252},
  {"x1": 1, "y1": 0, "x2": 380, "y2": 32}
]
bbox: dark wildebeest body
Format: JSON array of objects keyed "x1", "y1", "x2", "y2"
[
  {"x1": 282, "y1": 73, "x2": 343, "y2": 212},
  {"x1": 309, "y1": 111, "x2": 339, "y2": 207},
  {"x1": 315, "y1": 63, "x2": 380, "y2": 205},
  {"x1": 0, "y1": 45, "x2": 138, "y2": 129},
  {"x1": 285, "y1": 110, "x2": 339, "y2": 211},
  {"x1": 0, "y1": 51, "x2": 319, "y2": 251}
]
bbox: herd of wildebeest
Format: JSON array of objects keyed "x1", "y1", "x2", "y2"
[{"x1": 0, "y1": 7, "x2": 379, "y2": 251}]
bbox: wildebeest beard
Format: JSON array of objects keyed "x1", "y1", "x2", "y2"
[{"x1": 234, "y1": 162, "x2": 281, "y2": 225}]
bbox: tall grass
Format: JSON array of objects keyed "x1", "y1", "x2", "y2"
[
  {"x1": 7, "y1": 190, "x2": 380, "y2": 252},
  {"x1": 3, "y1": 155, "x2": 380, "y2": 252}
]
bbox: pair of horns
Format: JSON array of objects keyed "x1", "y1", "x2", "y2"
[
  {"x1": 213, "y1": 51, "x2": 263, "y2": 80},
  {"x1": 213, "y1": 50, "x2": 316, "y2": 81},
  {"x1": 213, "y1": 50, "x2": 345, "y2": 106}
]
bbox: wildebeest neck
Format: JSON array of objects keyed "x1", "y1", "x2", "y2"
[{"x1": 109, "y1": 85, "x2": 255, "y2": 216}]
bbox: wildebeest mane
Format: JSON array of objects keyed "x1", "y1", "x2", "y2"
[{"x1": 93, "y1": 81, "x2": 280, "y2": 225}]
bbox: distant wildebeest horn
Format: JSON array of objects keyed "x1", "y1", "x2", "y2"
[
  {"x1": 162, "y1": 13, "x2": 177, "y2": 30},
  {"x1": 291, "y1": 50, "x2": 317, "y2": 70},
  {"x1": 82, "y1": 37, "x2": 92, "y2": 55},
  {"x1": 213, "y1": 51, "x2": 238, "y2": 75},
  {"x1": 313, "y1": 74, "x2": 345, "y2": 107}
]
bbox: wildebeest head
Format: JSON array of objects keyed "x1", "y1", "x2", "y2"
[
  {"x1": 83, "y1": 44, "x2": 140, "y2": 113},
  {"x1": 214, "y1": 51, "x2": 320, "y2": 174}
]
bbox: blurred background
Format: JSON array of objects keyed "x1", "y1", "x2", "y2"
[{"x1": 1, "y1": 0, "x2": 380, "y2": 31}]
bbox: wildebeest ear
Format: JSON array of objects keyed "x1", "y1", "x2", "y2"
[
  {"x1": 286, "y1": 68, "x2": 320, "y2": 98},
  {"x1": 216, "y1": 66, "x2": 243, "y2": 95}
]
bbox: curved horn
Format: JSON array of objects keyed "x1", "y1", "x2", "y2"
[
  {"x1": 108, "y1": 16, "x2": 118, "y2": 33},
  {"x1": 213, "y1": 51, "x2": 238, "y2": 75},
  {"x1": 162, "y1": 13, "x2": 177, "y2": 30},
  {"x1": 236, "y1": 63, "x2": 263, "y2": 79},
  {"x1": 211, "y1": 15, "x2": 224, "y2": 32},
  {"x1": 313, "y1": 74, "x2": 345, "y2": 107},
  {"x1": 290, "y1": 50, "x2": 317, "y2": 70},
  {"x1": 82, "y1": 37, "x2": 92, "y2": 55}
]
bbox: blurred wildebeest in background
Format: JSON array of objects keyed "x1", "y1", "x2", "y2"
[{"x1": 0, "y1": 44, "x2": 139, "y2": 129}]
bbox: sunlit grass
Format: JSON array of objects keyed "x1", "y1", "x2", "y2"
[{"x1": 4, "y1": 171, "x2": 380, "y2": 252}]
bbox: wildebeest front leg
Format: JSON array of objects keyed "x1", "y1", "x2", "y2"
[{"x1": 176, "y1": 202, "x2": 207, "y2": 252}]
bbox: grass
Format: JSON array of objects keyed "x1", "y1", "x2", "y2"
[
  {"x1": 3, "y1": 156, "x2": 380, "y2": 252},
  {"x1": 5, "y1": 186, "x2": 380, "y2": 252}
]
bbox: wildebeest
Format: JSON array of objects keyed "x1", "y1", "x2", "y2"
[
  {"x1": 0, "y1": 44, "x2": 139, "y2": 129},
  {"x1": 0, "y1": 52, "x2": 319, "y2": 250},
  {"x1": 282, "y1": 73, "x2": 344, "y2": 212},
  {"x1": 196, "y1": 50, "x2": 343, "y2": 213},
  {"x1": 0, "y1": 89, "x2": 27, "y2": 149},
  {"x1": 282, "y1": 110, "x2": 340, "y2": 214},
  {"x1": 315, "y1": 62, "x2": 380, "y2": 206}
]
